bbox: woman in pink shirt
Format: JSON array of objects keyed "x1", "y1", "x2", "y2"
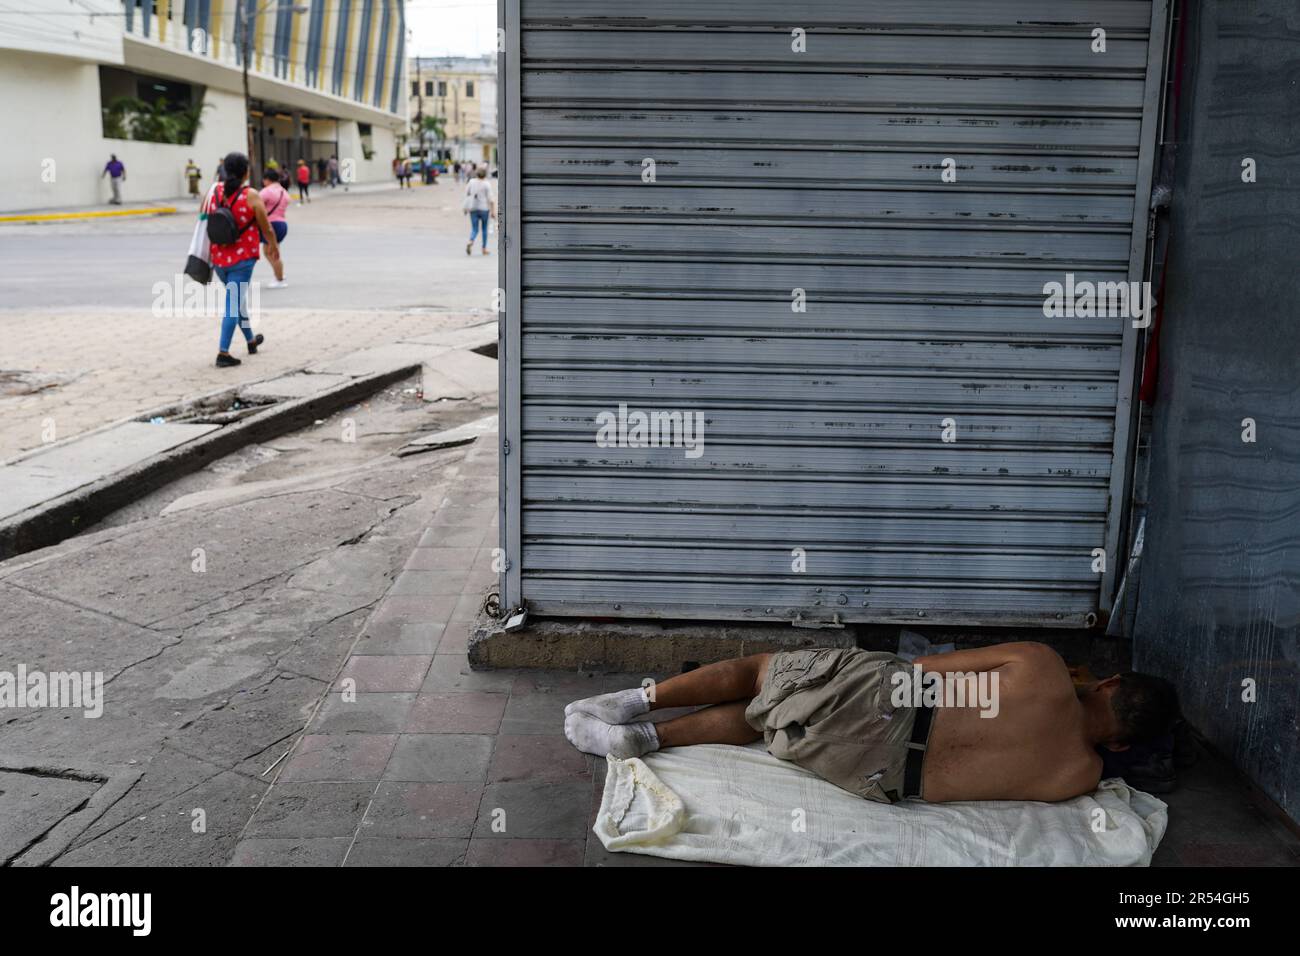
[{"x1": 259, "y1": 169, "x2": 290, "y2": 288}]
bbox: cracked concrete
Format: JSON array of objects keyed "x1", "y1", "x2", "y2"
[{"x1": 0, "y1": 376, "x2": 495, "y2": 865}]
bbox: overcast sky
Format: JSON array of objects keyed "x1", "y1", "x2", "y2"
[{"x1": 407, "y1": 0, "x2": 498, "y2": 58}]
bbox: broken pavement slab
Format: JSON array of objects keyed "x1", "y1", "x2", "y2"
[
  {"x1": 312, "y1": 343, "x2": 451, "y2": 377},
  {"x1": 0, "y1": 363, "x2": 420, "y2": 560},
  {"x1": 240, "y1": 372, "x2": 352, "y2": 401},
  {"x1": 0, "y1": 757, "x2": 142, "y2": 867},
  {"x1": 396, "y1": 414, "x2": 498, "y2": 457},
  {"x1": 0, "y1": 421, "x2": 219, "y2": 520},
  {"x1": 400, "y1": 320, "x2": 498, "y2": 351},
  {"x1": 421, "y1": 350, "x2": 499, "y2": 402}
]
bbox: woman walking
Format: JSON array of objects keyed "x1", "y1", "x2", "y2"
[
  {"x1": 208, "y1": 152, "x2": 280, "y2": 367},
  {"x1": 295, "y1": 158, "x2": 311, "y2": 203},
  {"x1": 259, "y1": 168, "x2": 290, "y2": 288},
  {"x1": 464, "y1": 166, "x2": 494, "y2": 256}
]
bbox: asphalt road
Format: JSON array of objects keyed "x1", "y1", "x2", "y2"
[{"x1": 0, "y1": 181, "x2": 497, "y2": 313}]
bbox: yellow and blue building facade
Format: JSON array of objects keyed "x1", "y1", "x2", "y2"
[{"x1": 0, "y1": 0, "x2": 409, "y2": 209}]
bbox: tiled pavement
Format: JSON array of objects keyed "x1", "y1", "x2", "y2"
[
  {"x1": 230, "y1": 428, "x2": 697, "y2": 867},
  {"x1": 230, "y1": 428, "x2": 1300, "y2": 867}
]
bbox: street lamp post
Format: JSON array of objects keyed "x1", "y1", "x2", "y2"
[
  {"x1": 236, "y1": 0, "x2": 308, "y2": 174},
  {"x1": 411, "y1": 37, "x2": 424, "y2": 161}
]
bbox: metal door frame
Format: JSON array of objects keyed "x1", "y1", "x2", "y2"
[
  {"x1": 1099, "y1": 0, "x2": 1171, "y2": 618},
  {"x1": 498, "y1": 0, "x2": 522, "y2": 610}
]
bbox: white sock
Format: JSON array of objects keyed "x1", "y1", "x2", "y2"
[
  {"x1": 564, "y1": 712, "x2": 659, "y2": 759},
  {"x1": 564, "y1": 686, "x2": 650, "y2": 725}
]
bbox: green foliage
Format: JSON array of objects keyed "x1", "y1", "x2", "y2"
[
  {"x1": 420, "y1": 114, "x2": 447, "y2": 141},
  {"x1": 103, "y1": 96, "x2": 210, "y2": 145}
]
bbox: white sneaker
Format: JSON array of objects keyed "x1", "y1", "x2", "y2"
[{"x1": 268, "y1": 279, "x2": 288, "y2": 288}]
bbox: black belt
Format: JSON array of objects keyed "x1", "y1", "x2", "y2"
[{"x1": 902, "y1": 700, "x2": 935, "y2": 800}]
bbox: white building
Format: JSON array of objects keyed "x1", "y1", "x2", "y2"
[{"x1": 0, "y1": 0, "x2": 410, "y2": 211}]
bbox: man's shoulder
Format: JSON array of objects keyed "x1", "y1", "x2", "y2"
[
  {"x1": 1000, "y1": 642, "x2": 1075, "y2": 698},
  {"x1": 1003, "y1": 641, "x2": 1069, "y2": 671}
]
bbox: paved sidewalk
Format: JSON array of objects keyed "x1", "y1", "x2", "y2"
[
  {"x1": 232, "y1": 427, "x2": 698, "y2": 867},
  {"x1": 0, "y1": 310, "x2": 488, "y2": 460}
]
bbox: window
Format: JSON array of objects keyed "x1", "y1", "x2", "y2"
[
  {"x1": 411, "y1": 80, "x2": 417, "y2": 96},
  {"x1": 425, "y1": 80, "x2": 433, "y2": 96},
  {"x1": 99, "y1": 66, "x2": 203, "y2": 144},
  {"x1": 437, "y1": 81, "x2": 446, "y2": 96},
  {"x1": 465, "y1": 81, "x2": 474, "y2": 97}
]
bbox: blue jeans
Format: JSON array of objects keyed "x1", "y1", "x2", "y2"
[
  {"x1": 214, "y1": 258, "x2": 257, "y2": 352},
  {"x1": 469, "y1": 209, "x2": 489, "y2": 248}
]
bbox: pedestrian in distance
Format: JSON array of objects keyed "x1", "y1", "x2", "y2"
[
  {"x1": 259, "y1": 168, "x2": 290, "y2": 288},
  {"x1": 103, "y1": 154, "x2": 126, "y2": 204},
  {"x1": 316, "y1": 156, "x2": 327, "y2": 184},
  {"x1": 327, "y1": 154, "x2": 342, "y2": 190},
  {"x1": 206, "y1": 151, "x2": 280, "y2": 368},
  {"x1": 295, "y1": 159, "x2": 311, "y2": 203},
  {"x1": 185, "y1": 158, "x2": 202, "y2": 197},
  {"x1": 464, "y1": 166, "x2": 494, "y2": 256}
]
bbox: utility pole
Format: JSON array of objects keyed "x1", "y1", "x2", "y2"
[
  {"x1": 413, "y1": 44, "x2": 424, "y2": 162},
  {"x1": 238, "y1": 1, "x2": 254, "y2": 167},
  {"x1": 238, "y1": 1, "x2": 307, "y2": 175}
]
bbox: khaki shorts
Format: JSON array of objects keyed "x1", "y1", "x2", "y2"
[{"x1": 745, "y1": 648, "x2": 917, "y2": 802}]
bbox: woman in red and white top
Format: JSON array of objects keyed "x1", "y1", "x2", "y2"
[{"x1": 208, "y1": 152, "x2": 281, "y2": 368}]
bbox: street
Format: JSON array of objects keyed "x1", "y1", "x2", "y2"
[
  {"x1": 0, "y1": 184, "x2": 496, "y2": 459},
  {"x1": 0, "y1": 181, "x2": 492, "y2": 312}
]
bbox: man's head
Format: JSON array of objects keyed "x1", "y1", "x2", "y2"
[
  {"x1": 262, "y1": 170, "x2": 279, "y2": 185},
  {"x1": 476, "y1": 167, "x2": 487, "y2": 179},
  {"x1": 1090, "y1": 672, "x2": 1179, "y2": 751}
]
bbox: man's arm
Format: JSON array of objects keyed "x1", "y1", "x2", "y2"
[{"x1": 915, "y1": 641, "x2": 1060, "y2": 675}]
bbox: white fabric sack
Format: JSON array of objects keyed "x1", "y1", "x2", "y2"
[
  {"x1": 189, "y1": 183, "x2": 215, "y2": 263},
  {"x1": 184, "y1": 183, "x2": 216, "y2": 284},
  {"x1": 595, "y1": 742, "x2": 1167, "y2": 867}
]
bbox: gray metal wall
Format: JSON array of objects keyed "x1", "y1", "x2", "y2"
[
  {"x1": 1134, "y1": 0, "x2": 1300, "y2": 822},
  {"x1": 500, "y1": 0, "x2": 1168, "y2": 626}
]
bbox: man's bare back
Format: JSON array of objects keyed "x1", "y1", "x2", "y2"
[{"x1": 916, "y1": 642, "x2": 1103, "y2": 802}]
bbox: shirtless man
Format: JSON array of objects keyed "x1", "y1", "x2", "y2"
[{"x1": 563, "y1": 643, "x2": 1179, "y2": 803}]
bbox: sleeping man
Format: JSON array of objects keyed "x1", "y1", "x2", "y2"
[{"x1": 563, "y1": 642, "x2": 1178, "y2": 803}]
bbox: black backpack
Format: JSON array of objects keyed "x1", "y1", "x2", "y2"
[{"x1": 206, "y1": 185, "x2": 247, "y2": 244}]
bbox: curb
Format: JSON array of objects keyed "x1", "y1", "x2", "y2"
[
  {"x1": 0, "y1": 207, "x2": 178, "y2": 223},
  {"x1": 467, "y1": 616, "x2": 858, "y2": 672},
  {"x1": 0, "y1": 362, "x2": 419, "y2": 561}
]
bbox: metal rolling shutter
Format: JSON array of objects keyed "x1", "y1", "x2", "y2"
[{"x1": 500, "y1": 0, "x2": 1168, "y2": 627}]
